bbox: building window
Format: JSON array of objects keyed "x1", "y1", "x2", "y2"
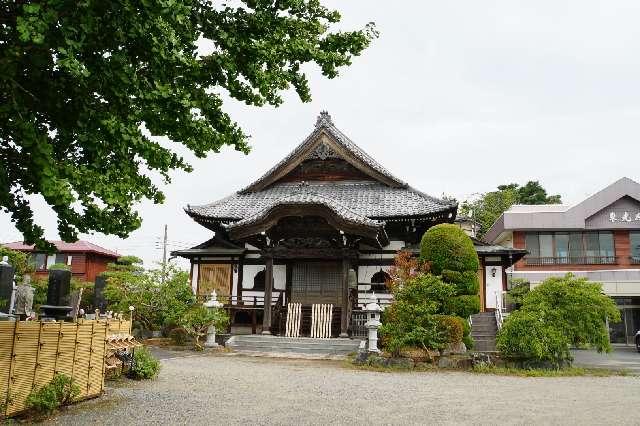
[
  {"x1": 370, "y1": 269, "x2": 391, "y2": 292},
  {"x1": 524, "y1": 232, "x2": 616, "y2": 265},
  {"x1": 54, "y1": 253, "x2": 67, "y2": 265},
  {"x1": 631, "y1": 233, "x2": 640, "y2": 264},
  {"x1": 30, "y1": 253, "x2": 48, "y2": 270}
]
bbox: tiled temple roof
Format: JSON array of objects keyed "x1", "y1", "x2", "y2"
[
  {"x1": 187, "y1": 181, "x2": 454, "y2": 224},
  {"x1": 185, "y1": 112, "x2": 456, "y2": 228},
  {"x1": 226, "y1": 191, "x2": 384, "y2": 230}
]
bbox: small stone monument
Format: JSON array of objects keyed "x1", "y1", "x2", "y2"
[
  {"x1": 14, "y1": 275, "x2": 34, "y2": 320},
  {"x1": 203, "y1": 290, "x2": 223, "y2": 348},
  {"x1": 364, "y1": 292, "x2": 382, "y2": 353}
]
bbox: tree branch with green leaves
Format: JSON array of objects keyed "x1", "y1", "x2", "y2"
[{"x1": 1, "y1": 0, "x2": 378, "y2": 249}]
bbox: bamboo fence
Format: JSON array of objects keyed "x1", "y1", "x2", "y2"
[{"x1": 0, "y1": 319, "x2": 131, "y2": 417}]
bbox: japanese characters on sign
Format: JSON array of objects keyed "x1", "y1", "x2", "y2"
[{"x1": 609, "y1": 211, "x2": 640, "y2": 223}]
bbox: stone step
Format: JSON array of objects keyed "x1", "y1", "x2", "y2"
[
  {"x1": 473, "y1": 339, "x2": 497, "y2": 352},
  {"x1": 472, "y1": 324, "x2": 498, "y2": 333},
  {"x1": 471, "y1": 318, "x2": 496, "y2": 323},
  {"x1": 226, "y1": 335, "x2": 362, "y2": 357},
  {"x1": 227, "y1": 336, "x2": 361, "y2": 347},
  {"x1": 471, "y1": 333, "x2": 497, "y2": 339}
]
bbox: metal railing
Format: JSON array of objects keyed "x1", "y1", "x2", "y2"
[
  {"x1": 495, "y1": 292, "x2": 503, "y2": 330},
  {"x1": 525, "y1": 256, "x2": 617, "y2": 266},
  {"x1": 630, "y1": 256, "x2": 640, "y2": 265}
]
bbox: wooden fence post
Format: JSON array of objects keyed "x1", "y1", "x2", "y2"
[
  {"x1": 4, "y1": 321, "x2": 18, "y2": 417},
  {"x1": 31, "y1": 322, "x2": 44, "y2": 392},
  {"x1": 53, "y1": 322, "x2": 62, "y2": 377}
]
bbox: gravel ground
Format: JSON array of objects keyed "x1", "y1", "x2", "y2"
[{"x1": 46, "y1": 352, "x2": 640, "y2": 425}]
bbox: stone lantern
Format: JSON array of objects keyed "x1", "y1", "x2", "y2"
[
  {"x1": 363, "y1": 292, "x2": 382, "y2": 353},
  {"x1": 203, "y1": 290, "x2": 223, "y2": 348}
]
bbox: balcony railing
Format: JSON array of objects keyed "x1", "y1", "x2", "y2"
[
  {"x1": 630, "y1": 256, "x2": 640, "y2": 265},
  {"x1": 525, "y1": 256, "x2": 617, "y2": 266}
]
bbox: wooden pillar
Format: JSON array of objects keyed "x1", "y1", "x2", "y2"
[
  {"x1": 340, "y1": 258, "x2": 350, "y2": 338},
  {"x1": 262, "y1": 255, "x2": 273, "y2": 335}
]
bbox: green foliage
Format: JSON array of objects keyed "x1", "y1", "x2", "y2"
[
  {"x1": 496, "y1": 310, "x2": 570, "y2": 369},
  {"x1": 420, "y1": 224, "x2": 479, "y2": 275},
  {"x1": 460, "y1": 181, "x2": 562, "y2": 238},
  {"x1": 48, "y1": 263, "x2": 70, "y2": 271},
  {"x1": 497, "y1": 273, "x2": 621, "y2": 368},
  {"x1": 0, "y1": 246, "x2": 32, "y2": 279},
  {"x1": 103, "y1": 258, "x2": 195, "y2": 330},
  {"x1": 380, "y1": 273, "x2": 457, "y2": 356},
  {"x1": 444, "y1": 295, "x2": 481, "y2": 319},
  {"x1": 419, "y1": 224, "x2": 480, "y2": 347},
  {"x1": 433, "y1": 315, "x2": 464, "y2": 345},
  {"x1": 130, "y1": 347, "x2": 161, "y2": 380},
  {"x1": 1, "y1": 1, "x2": 377, "y2": 249},
  {"x1": 179, "y1": 305, "x2": 230, "y2": 351},
  {"x1": 441, "y1": 270, "x2": 480, "y2": 295},
  {"x1": 506, "y1": 278, "x2": 530, "y2": 309},
  {"x1": 382, "y1": 238, "x2": 481, "y2": 356},
  {"x1": 26, "y1": 374, "x2": 80, "y2": 415},
  {"x1": 169, "y1": 327, "x2": 189, "y2": 346}
]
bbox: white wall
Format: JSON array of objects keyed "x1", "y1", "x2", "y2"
[{"x1": 241, "y1": 264, "x2": 286, "y2": 290}]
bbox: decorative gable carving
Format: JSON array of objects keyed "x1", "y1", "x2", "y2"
[{"x1": 307, "y1": 142, "x2": 341, "y2": 160}]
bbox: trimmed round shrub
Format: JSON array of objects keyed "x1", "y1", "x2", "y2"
[
  {"x1": 420, "y1": 224, "x2": 479, "y2": 275},
  {"x1": 441, "y1": 270, "x2": 480, "y2": 295}
]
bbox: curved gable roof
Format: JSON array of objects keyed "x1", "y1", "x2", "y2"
[{"x1": 239, "y1": 111, "x2": 407, "y2": 193}]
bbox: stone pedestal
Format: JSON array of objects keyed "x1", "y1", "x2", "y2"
[{"x1": 204, "y1": 325, "x2": 219, "y2": 348}]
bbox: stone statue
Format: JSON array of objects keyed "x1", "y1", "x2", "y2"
[{"x1": 14, "y1": 275, "x2": 34, "y2": 318}]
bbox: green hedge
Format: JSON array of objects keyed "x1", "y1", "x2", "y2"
[
  {"x1": 441, "y1": 269, "x2": 479, "y2": 295},
  {"x1": 420, "y1": 224, "x2": 479, "y2": 275}
]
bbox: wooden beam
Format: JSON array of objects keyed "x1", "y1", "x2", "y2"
[
  {"x1": 262, "y1": 255, "x2": 274, "y2": 335},
  {"x1": 340, "y1": 258, "x2": 349, "y2": 338}
]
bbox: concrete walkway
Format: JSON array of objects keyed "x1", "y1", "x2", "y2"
[{"x1": 572, "y1": 346, "x2": 640, "y2": 373}]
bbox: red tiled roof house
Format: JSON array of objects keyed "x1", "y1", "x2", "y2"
[{"x1": 2, "y1": 240, "x2": 119, "y2": 283}]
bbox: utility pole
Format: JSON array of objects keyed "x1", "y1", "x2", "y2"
[{"x1": 162, "y1": 224, "x2": 168, "y2": 283}]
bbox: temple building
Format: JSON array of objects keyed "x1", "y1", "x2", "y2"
[{"x1": 174, "y1": 112, "x2": 521, "y2": 337}]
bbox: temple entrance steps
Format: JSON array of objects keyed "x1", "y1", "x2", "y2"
[
  {"x1": 470, "y1": 312, "x2": 499, "y2": 352},
  {"x1": 225, "y1": 335, "x2": 363, "y2": 359}
]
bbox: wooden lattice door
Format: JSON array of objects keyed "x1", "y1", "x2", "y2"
[
  {"x1": 291, "y1": 262, "x2": 342, "y2": 305},
  {"x1": 198, "y1": 264, "x2": 231, "y2": 300}
]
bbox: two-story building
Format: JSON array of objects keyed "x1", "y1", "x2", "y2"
[
  {"x1": 2, "y1": 240, "x2": 120, "y2": 283},
  {"x1": 485, "y1": 177, "x2": 640, "y2": 344}
]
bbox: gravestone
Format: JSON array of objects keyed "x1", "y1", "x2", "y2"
[
  {"x1": 94, "y1": 274, "x2": 107, "y2": 312},
  {"x1": 0, "y1": 259, "x2": 14, "y2": 314},
  {"x1": 40, "y1": 269, "x2": 73, "y2": 320}
]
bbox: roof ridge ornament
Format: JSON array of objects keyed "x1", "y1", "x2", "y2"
[{"x1": 315, "y1": 110, "x2": 333, "y2": 127}]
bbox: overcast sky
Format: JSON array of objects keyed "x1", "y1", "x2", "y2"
[{"x1": 2, "y1": 1, "x2": 640, "y2": 268}]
